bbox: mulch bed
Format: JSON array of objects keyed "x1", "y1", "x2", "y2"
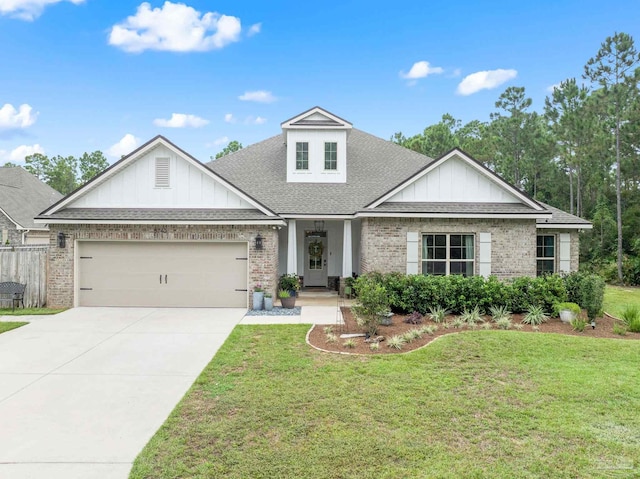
[{"x1": 307, "y1": 308, "x2": 640, "y2": 355}]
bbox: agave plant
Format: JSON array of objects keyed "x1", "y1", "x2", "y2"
[
  {"x1": 489, "y1": 305, "x2": 511, "y2": 322},
  {"x1": 522, "y1": 305, "x2": 549, "y2": 326},
  {"x1": 460, "y1": 305, "x2": 484, "y2": 324},
  {"x1": 428, "y1": 305, "x2": 449, "y2": 323},
  {"x1": 387, "y1": 335, "x2": 406, "y2": 350}
]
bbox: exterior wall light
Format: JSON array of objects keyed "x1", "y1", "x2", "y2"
[
  {"x1": 57, "y1": 232, "x2": 66, "y2": 248},
  {"x1": 255, "y1": 233, "x2": 263, "y2": 250}
]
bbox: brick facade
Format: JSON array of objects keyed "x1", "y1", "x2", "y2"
[
  {"x1": 0, "y1": 212, "x2": 23, "y2": 245},
  {"x1": 360, "y1": 217, "x2": 579, "y2": 279},
  {"x1": 47, "y1": 224, "x2": 278, "y2": 308}
]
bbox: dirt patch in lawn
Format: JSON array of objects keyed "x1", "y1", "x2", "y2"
[{"x1": 307, "y1": 308, "x2": 640, "y2": 355}]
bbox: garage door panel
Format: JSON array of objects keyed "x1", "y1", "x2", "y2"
[{"x1": 78, "y1": 242, "x2": 248, "y2": 307}]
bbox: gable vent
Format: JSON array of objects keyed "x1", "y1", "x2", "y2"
[{"x1": 155, "y1": 157, "x2": 170, "y2": 188}]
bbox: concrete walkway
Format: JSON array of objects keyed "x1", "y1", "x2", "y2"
[{"x1": 0, "y1": 305, "x2": 337, "y2": 479}]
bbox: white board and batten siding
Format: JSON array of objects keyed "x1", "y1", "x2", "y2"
[
  {"x1": 286, "y1": 129, "x2": 347, "y2": 183},
  {"x1": 388, "y1": 156, "x2": 520, "y2": 203},
  {"x1": 72, "y1": 144, "x2": 253, "y2": 209}
]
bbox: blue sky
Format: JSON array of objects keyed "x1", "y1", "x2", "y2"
[{"x1": 0, "y1": 0, "x2": 639, "y2": 164}]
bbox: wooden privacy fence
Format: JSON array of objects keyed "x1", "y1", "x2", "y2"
[{"x1": 0, "y1": 246, "x2": 48, "y2": 307}]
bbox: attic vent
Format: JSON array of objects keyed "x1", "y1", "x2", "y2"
[{"x1": 155, "y1": 157, "x2": 170, "y2": 188}]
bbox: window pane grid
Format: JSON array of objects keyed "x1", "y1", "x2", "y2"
[
  {"x1": 536, "y1": 235, "x2": 555, "y2": 276},
  {"x1": 296, "y1": 142, "x2": 308, "y2": 170},
  {"x1": 422, "y1": 234, "x2": 475, "y2": 277},
  {"x1": 324, "y1": 142, "x2": 337, "y2": 170}
]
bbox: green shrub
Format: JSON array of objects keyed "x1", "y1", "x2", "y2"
[
  {"x1": 352, "y1": 276, "x2": 391, "y2": 337},
  {"x1": 387, "y1": 335, "x2": 406, "y2": 350},
  {"x1": 509, "y1": 275, "x2": 567, "y2": 313},
  {"x1": 570, "y1": 318, "x2": 588, "y2": 332},
  {"x1": 562, "y1": 272, "x2": 605, "y2": 321},
  {"x1": 613, "y1": 323, "x2": 628, "y2": 336},
  {"x1": 522, "y1": 305, "x2": 549, "y2": 325},
  {"x1": 620, "y1": 304, "x2": 640, "y2": 333}
]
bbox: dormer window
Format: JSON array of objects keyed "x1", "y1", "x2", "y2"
[
  {"x1": 296, "y1": 142, "x2": 309, "y2": 170},
  {"x1": 324, "y1": 142, "x2": 337, "y2": 170}
]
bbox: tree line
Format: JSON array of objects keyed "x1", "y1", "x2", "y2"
[{"x1": 391, "y1": 32, "x2": 640, "y2": 284}]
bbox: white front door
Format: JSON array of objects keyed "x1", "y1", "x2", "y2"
[{"x1": 304, "y1": 235, "x2": 328, "y2": 287}]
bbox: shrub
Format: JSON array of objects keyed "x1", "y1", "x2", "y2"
[
  {"x1": 496, "y1": 317, "x2": 512, "y2": 330},
  {"x1": 513, "y1": 323, "x2": 524, "y2": 331},
  {"x1": 387, "y1": 335, "x2": 406, "y2": 350},
  {"x1": 570, "y1": 318, "x2": 588, "y2": 332},
  {"x1": 613, "y1": 323, "x2": 628, "y2": 336},
  {"x1": 404, "y1": 311, "x2": 424, "y2": 324},
  {"x1": 509, "y1": 275, "x2": 567, "y2": 313},
  {"x1": 563, "y1": 272, "x2": 605, "y2": 321},
  {"x1": 343, "y1": 339, "x2": 356, "y2": 349},
  {"x1": 460, "y1": 305, "x2": 483, "y2": 324},
  {"x1": 522, "y1": 305, "x2": 549, "y2": 325},
  {"x1": 452, "y1": 317, "x2": 466, "y2": 329},
  {"x1": 620, "y1": 304, "x2": 640, "y2": 333},
  {"x1": 278, "y1": 273, "x2": 301, "y2": 291},
  {"x1": 325, "y1": 333, "x2": 337, "y2": 343},
  {"x1": 352, "y1": 276, "x2": 391, "y2": 337},
  {"x1": 481, "y1": 322, "x2": 493, "y2": 330},
  {"x1": 369, "y1": 342, "x2": 380, "y2": 351},
  {"x1": 489, "y1": 305, "x2": 511, "y2": 322},
  {"x1": 428, "y1": 305, "x2": 449, "y2": 323}
]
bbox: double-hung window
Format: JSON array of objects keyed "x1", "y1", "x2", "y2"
[
  {"x1": 422, "y1": 234, "x2": 475, "y2": 276},
  {"x1": 536, "y1": 235, "x2": 555, "y2": 276},
  {"x1": 296, "y1": 142, "x2": 309, "y2": 170},
  {"x1": 324, "y1": 142, "x2": 337, "y2": 170}
]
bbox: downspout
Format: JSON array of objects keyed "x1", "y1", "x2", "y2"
[{"x1": 21, "y1": 229, "x2": 30, "y2": 245}]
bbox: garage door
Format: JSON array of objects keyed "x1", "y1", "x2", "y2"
[{"x1": 77, "y1": 242, "x2": 248, "y2": 307}]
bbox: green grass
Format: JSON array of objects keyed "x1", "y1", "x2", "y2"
[
  {"x1": 604, "y1": 285, "x2": 640, "y2": 318},
  {"x1": 130, "y1": 326, "x2": 640, "y2": 479},
  {"x1": 0, "y1": 307, "x2": 66, "y2": 316},
  {"x1": 0, "y1": 321, "x2": 28, "y2": 334}
]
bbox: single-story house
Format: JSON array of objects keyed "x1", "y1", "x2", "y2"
[
  {"x1": 0, "y1": 166, "x2": 63, "y2": 245},
  {"x1": 35, "y1": 107, "x2": 591, "y2": 308}
]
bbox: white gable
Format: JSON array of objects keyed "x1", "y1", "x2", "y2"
[
  {"x1": 72, "y1": 144, "x2": 253, "y2": 209},
  {"x1": 387, "y1": 155, "x2": 521, "y2": 203}
]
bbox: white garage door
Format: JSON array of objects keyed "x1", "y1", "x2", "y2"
[{"x1": 77, "y1": 242, "x2": 248, "y2": 307}]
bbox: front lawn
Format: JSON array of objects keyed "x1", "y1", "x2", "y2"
[
  {"x1": 130, "y1": 325, "x2": 640, "y2": 478},
  {"x1": 604, "y1": 285, "x2": 640, "y2": 318},
  {"x1": 0, "y1": 307, "x2": 66, "y2": 316},
  {"x1": 0, "y1": 322, "x2": 28, "y2": 334}
]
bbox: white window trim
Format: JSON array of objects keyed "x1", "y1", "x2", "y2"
[
  {"x1": 295, "y1": 142, "x2": 309, "y2": 170},
  {"x1": 536, "y1": 234, "x2": 556, "y2": 276},
  {"x1": 324, "y1": 141, "x2": 337, "y2": 171},
  {"x1": 421, "y1": 233, "x2": 476, "y2": 276}
]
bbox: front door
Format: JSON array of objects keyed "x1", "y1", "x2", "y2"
[{"x1": 304, "y1": 233, "x2": 328, "y2": 287}]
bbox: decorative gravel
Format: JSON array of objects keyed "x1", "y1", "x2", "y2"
[{"x1": 245, "y1": 306, "x2": 301, "y2": 316}]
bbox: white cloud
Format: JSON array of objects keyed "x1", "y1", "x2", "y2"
[
  {"x1": 456, "y1": 69, "x2": 517, "y2": 95},
  {"x1": 107, "y1": 133, "x2": 140, "y2": 158},
  {"x1": 546, "y1": 83, "x2": 561, "y2": 93},
  {"x1": 153, "y1": 112, "x2": 209, "y2": 128},
  {"x1": 243, "y1": 116, "x2": 266, "y2": 125},
  {"x1": 0, "y1": 144, "x2": 44, "y2": 163},
  {"x1": 0, "y1": 0, "x2": 83, "y2": 21},
  {"x1": 400, "y1": 61, "x2": 444, "y2": 80},
  {"x1": 247, "y1": 22, "x2": 261, "y2": 36},
  {"x1": 0, "y1": 103, "x2": 38, "y2": 130},
  {"x1": 450, "y1": 68, "x2": 462, "y2": 78},
  {"x1": 109, "y1": 1, "x2": 243, "y2": 53},
  {"x1": 224, "y1": 113, "x2": 236, "y2": 123},
  {"x1": 213, "y1": 136, "x2": 229, "y2": 145},
  {"x1": 238, "y1": 90, "x2": 276, "y2": 103}
]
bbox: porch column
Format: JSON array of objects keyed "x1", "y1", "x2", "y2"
[
  {"x1": 342, "y1": 219, "x2": 352, "y2": 278},
  {"x1": 287, "y1": 219, "x2": 297, "y2": 274}
]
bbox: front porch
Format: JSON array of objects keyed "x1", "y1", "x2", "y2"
[{"x1": 277, "y1": 218, "x2": 361, "y2": 291}]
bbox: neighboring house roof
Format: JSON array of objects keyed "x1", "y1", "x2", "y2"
[
  {"x1": 0, "y1": 167, "x2": 63, "y2": 229},
  {"x1": 208, "y1": 129, "x2": 432, "y2": 215}
]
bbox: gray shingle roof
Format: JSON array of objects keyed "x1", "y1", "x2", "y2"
[
  {"x1": 38, "y1": 208, "x2": 275, "y2": 222},
  {"x1": 0, "y1": 167, "x2": 63, "y2": 229},
  {"x1": 366, "y1": 202, "x2": 548, "y2": 215},
  {"x1": 536, "y1": 202, "x2": 592, "y2": 226},
  {"x1": 208, "y1": 129, "x2": 433, "y2": 215}
]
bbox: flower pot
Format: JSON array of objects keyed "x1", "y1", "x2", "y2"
[
  {"x1": 252, "y1": 291, "x2": 264, "y2": 310},
  {"x1": 281, "y1": 296, "x2": 296, "y2": 309},
  {"x1": 264, "y1": 296, "x2": 273, "y2": 311},
  {"x1": 559, "y1": 309, "x2": 575, "y2": 323}
]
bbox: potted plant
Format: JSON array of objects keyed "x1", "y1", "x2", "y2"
[
  {"x1": 264, "y1": 292, "x2": 273, "y2": 311},
  {"x1": 253, "y1": 284, "x2": 264, "y2": 310},
  {"x1": 554, "y1": 302, "x2": 581, "y2": 323},
  {"x1": 278, "y1": 289, "x2": 296, "y2": 309},
  {"x1": 279, "y1": 274, "x2": 301, "y2": 297}
]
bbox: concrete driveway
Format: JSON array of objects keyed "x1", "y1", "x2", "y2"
[{"x1": 0, "y1": 307, "x2": 245, "y2": 479}]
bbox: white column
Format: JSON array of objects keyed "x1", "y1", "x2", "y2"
[
  {"x1": 287, "y1": 219, "x2": 297, "y2": 274},
  {"x1": 342, "y1": 219, "x2": 352, "y2": 278}
]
